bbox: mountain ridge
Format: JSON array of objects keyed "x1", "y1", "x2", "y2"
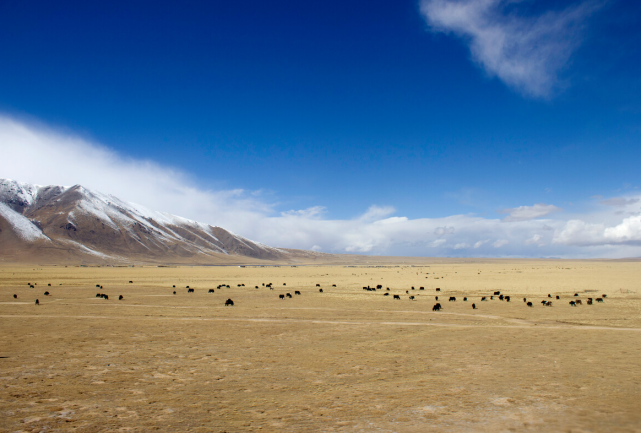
[{"x1": 0, "y1": 178, "x2": 325, "y2": 265}]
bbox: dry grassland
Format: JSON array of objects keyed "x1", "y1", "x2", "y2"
[{"x1": 1, "y1": 260, "x2": 640, "y2": 432}]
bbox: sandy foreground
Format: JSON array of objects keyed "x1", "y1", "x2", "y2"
[{"x1": 0, "y1": 260, "x2": 640, "y2": 432}]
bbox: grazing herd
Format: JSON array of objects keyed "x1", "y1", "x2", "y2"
[{"x1": 12, "y1": 278, "x2": 610, "y2": 315}]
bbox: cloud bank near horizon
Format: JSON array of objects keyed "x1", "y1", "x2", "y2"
[
  {"x1": 420, "y1": 0, "x2": 600, "y2": 98},
  {"x1": 1, "y1": 115, "x2": 641, "y2": 258}
]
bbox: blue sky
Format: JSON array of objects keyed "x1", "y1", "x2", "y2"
[{"x1": 1, "y1": 0, "x2": 641, "y2": 257}]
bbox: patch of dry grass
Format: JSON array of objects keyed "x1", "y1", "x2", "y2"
[{"x1": 0, "y1": 260, "x2": 640, "y2": 432}]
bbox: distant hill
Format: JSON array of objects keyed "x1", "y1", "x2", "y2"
[{"x1": 0, "y1": 178, "x2": 327, "y2": 265}]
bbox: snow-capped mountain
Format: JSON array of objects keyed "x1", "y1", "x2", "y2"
[{"x1": 0, "y1": 178, "x2": 305, "y2": 264}]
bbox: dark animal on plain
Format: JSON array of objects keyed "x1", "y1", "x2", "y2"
[
  {"x1": 393, "y1": 295, "x2": 400, "y2": 300},
  {"x1": 575, "y1": 299, "x2": 582, "y2": 305},
  {"x1": 48, "y1": 284, "x2": 51, "y2": 286},
  {"x1": 96, "y1": 293, "x2": 101, "y2": 297},
  {"x1": 188, "y1": 288, "x2": 194, "y2": 293},
  {"x1": 523, "y1": 298, "x2": 527, "y2": 302},
  {"x1": 208, "y1": 289, "x2": 215, "y2": 293},
  {"x1": 237, "y1": 284, "x2": 242, "y2": 287},
  {"x1": 541, "y1": 300, "x2": 547, "y2": 304},
  {"x1": 119, "y1": 295, "x2": 123, "y2": 300},
  {"x1": 569, "y1": 301, "x2": 576, "y2": 306},
  {"x1": 588, "y1": 297, "x2": 593, "y2": 302},
  {"x1": 35, "y1": 299, "x2": 39, "y2": 305},
  {"x1": 319, "y1": 289, "x2": 323, "y2": 293},
  {"x1": 173, "y1": 285, "x2": 176, "y2": 288},
  {"x1": 255, "y1": 286, "x2": 259, "y2": 289},
  {"x1": 386, "y1": 287, "x2": 390, "y2": 291},
  {"x1": 332, "y1": 284, "x2": 336, "y2": 287},
  {"x1": 420, "y1": 287, "x2": 425, "y2": 290},
  {"x1": 225, "y1": 299, "x2": 234, "y2": 306},
  {"x1": 283, "y1": 283, "x2": 286, "y2": 286},
  {"x1": 482, "y1": 296, "x2": 487, "y2": 301},
  {"x1": 505, "y1": 296, "x2": 510, "y2": 302},
  {"x1": 411, "y1": 286, "x2": 415, "y2": 290},
  {"x1": 490, "y1": 296, "x2": 494, "y2": 300},
  {"x1": 527, "y1": 302, "x2": 533, "y2": 307},
  {"x1": 384, "y1": 293, "x2": 389, "y2": 296},
  {"x1": 316, "y1": 284, "x2": 320, "y2": 287},
  {"x1": 295, "y1": 291, "x2": 301, "y2": 295},
  {"x1": 556, "y1": 296, "x2": 560, "y2": 300},
  {"x1": 286, "y1": 293, "x2": 292, "y2": 298},
  {"x1": 544, "y1": 301, "x2": 552, "y2": 306},
  {"x1": 596, "y1": 298, "x2": 603, "y2": 302},
  {"x1": 173, "y1": 291, "x2": 176, "y2": 295},
  {"x1": 27, "y1": 282, "x2": 30, "y2": 286},
  {"x1": 270, "y1": 287, "x2": 274, "y2": 290},
  {"x1": 436, "y1": 288, "x2": 441, "y2": 292},
  {"x1": 44, "y1": 291, "x2": 49, "y2": 296},
  {"x1": 587, "y1": 299, "x2": 593, "y2": 305},
  {"x1": 432, "y1": 303, "x2": 442, "y2": 311},
  {"x1": 499, "y1": 295, "x2": 504, "y2": 300},
  {"x1": 262, "y1": 283, "x2": 265, "y2": 287},
  {"x1": 406, "y1": 290, "x2": 409, "y2": 294},
  {"x1": 186, "y1": 286, "x2": 190, "y2": 289},
  {"x1": 409, "y1": 296, "x2": 415, "y2": 300},
  {"x1": 13, "y1": 294, "x2": 17, "y2": 299},
  {"x1": 449, "y1": 297, "x2": 456, "y2": 302},
  {"x1": 279, "y1": 294, "x2": 285, "y2": 299},
  {"x1": 103, "y1": 295, "x2": 109, "y2": 300},
  {"x1": 463, "y1": 297, "x2": 467, "y2": 301},
  {"x1": 129, "y1": 281, "x2": 132, "y2": 284},
  {"x1": 29, "y1": 285, "x2": 34, "y2": 288},
  {"x1": 377, "y1": 285, "x2": 383, "y2": 289},
  {"x1": 494, "y1": 291, "x2": 500, "y2": 295},
  {"x1": 435, "y1": 296, "x2": 438, "y2": 300},
  {"x1": 574, "y1": 293, "x2": 579, "y2": 297},
  {"x1": 96, "y1": 284, "x2": 100, "y2": 288},
  {"x1": 472, "y1": 303, "x2": 476, "y2": 309},
  {"x1": 602, "y1": 294, "x2": 607, "y2": 298},
  {"x1": 548, "y1": 294, "x2": 552, "y2": 298}
]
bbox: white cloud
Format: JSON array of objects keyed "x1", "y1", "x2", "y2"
[
  {"x1": 500, "y1": 203, "x2": 561, "y2": 222},
  {"x1": 420, "y1": 0, "x2": 600, "y2": 97},
  {"x1": 524, "y1": 234, "x2": 544, "y2": 246},
  {"x1": 434, "y1": 226, "x2": 456, "y2": 236},
  {"x1": 473, "y1": 239, "x2": 489, "y2": 248},
  {"x1": 3, "y1": 115, "x2": 641, "y2": 258},
  {"x1": 600, "y1": 197, "x2": 640, "y2": 207},
  {"x1": 555, "y1": 215, "x2": 641, "y2": 247}
]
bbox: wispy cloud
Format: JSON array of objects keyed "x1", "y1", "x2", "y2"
[
  {"x1": 600, "y1": 197, "x2": 640, "y2": 207},
  {"x1": 500, "y1": 203, "x2": 561, "y2": 221},
  {"x1": 2, "y1": 115, "x2": 641, "y2": 258},
  {"x1": 420, "y1": 0, "x2": 601, "y2": 97}
]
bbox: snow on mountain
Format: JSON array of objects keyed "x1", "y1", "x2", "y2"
[
  {"x1": 0, "y1": 178, "x2": 290, "y2": 262},
  {"x1": 0, "y1": 202, "x2": 49, "y2": 242}
]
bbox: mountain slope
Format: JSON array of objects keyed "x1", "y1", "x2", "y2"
[{"x1": 0, "y1": 179, "x2": 311, "y2": 264}]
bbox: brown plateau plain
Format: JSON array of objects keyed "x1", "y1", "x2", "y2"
[{"x1": 1, "y1": 259, "x2": 640, "y2": 432}]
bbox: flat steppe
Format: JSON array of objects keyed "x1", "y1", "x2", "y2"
[{"x1": 1, "y1": 260, "x2": 640, "y2": 432}]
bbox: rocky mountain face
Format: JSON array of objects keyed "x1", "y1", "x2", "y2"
[{"x1": 0, "y1": 179, "x2": 303, "y2": 264}]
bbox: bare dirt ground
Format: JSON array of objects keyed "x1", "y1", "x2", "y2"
[{"x1": 1, "y1": 260, "x2": 640, "y2": 432}]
